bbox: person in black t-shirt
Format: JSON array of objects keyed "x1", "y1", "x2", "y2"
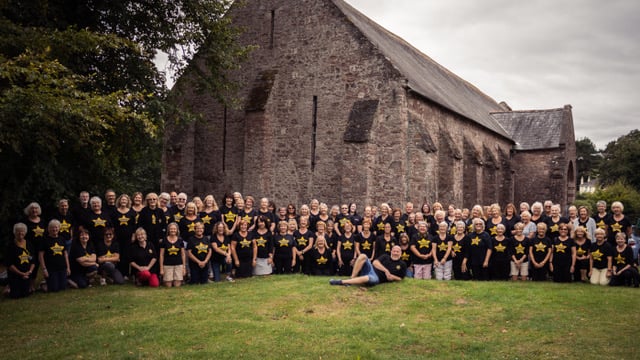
[
  {"x1": 329, "y1": 245, "x2": 406, "y2": 286},
  {"x1": 39, "y1": 220, "x2": 70, "y2": 292}
]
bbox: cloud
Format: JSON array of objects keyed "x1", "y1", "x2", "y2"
[{"x1": 345, "y1": 0, "x2": 640, "y2": 149}]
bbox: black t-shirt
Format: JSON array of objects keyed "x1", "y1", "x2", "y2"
[
  {"x1": 433, "y1": 234, "x2": 452, "y2": 261},
  {"x1": 551, "y1": 237, "x2": 575, "y2": 264},
  {"x1": 253, "y1": 230, "x2": 274, "y2": 258},
  {"x1": 69, "y1": 241, "x2": 95, "y2": 274},
  {"x1": 51, "y1": 211, "x2": 75, "y2": 242},
  {"x1": 273, "y1": 234, "x2": 296, "y2": 258},
  {"x1": 129, "y1": 241, "x2": 157, "y2": 273},
  {"x1": 199, "y1": 210, "x2": 221, "y2": 236},
  {"x1": 138, "y1": 207, "x2": 166, "y2": 246},
  {"x1": 509, "y1": 237, "x2": 529, "y2": 262},
  {"x1": 220, "y1": 205, "x2": 238, "y2": 230},
  {"x1": 606, "y1": 216, "x2": 632, "y2": 245},
  {"x1": 6, "y1": 241, "x2": 35, "y2": 273},
  {"x1": 545, "y1": 217, "x2": 570, "y2": 239},
  {"x1": 530, "y1": 236, "x2": 551, "y2": 263},
  {"x1": 613, "y1": 246, "x2": 634, "y2": 270},
  {"x1": 162, "y1": 238, "x2": 184, "y2": 266},
  {"x1": 590, "y1": 241, "x2": 613, "y2": 270},
  {"x1": 95, "y1": 240, "x2": 120, "y2": 264},
  {"x1": 374, "y1": 254, "x2": 407, "y2": 283},
  {"x1": 309, "y1": 247, "x2": 332, "y2": 274},
  {"x1": 491, "y1": 237, "x2": 511, "y2": 262},
  {"x1": 294, "y1": 229, "x2": 314, "y2": 252},
  {"x1": 410, "y1": 232, "x2": 432, "y2": 265},
  {"x1": 467, "y1": 231, "x2": 492, "y2": 266},
  {"x1": 85, "y1": 211, "x2": 112, "y2": 245},
  {"x1": 211, "y1": 234, "x2": 231, "y2": 263},
  {"x1": 40, "y1": 236, "x2": 67, "y2": 272},
  {"x1": 339, "y1": 233, "x2": 356, "y2": 262},
  {"x1": 232, "y1": 232, "x2": 254, "y2": 260},
  {"x1": 112, "y1": 209, "x2": 137, "y2": 245},
  {"x1": 374, "y1": 235, "x2": 396, "y2": 259},
  {"x1": 187, "y1": 235, "x2": 211, "y2": 262},
  {"x1": 356, "y1": 232, "x2": 375, "y2": 259}
]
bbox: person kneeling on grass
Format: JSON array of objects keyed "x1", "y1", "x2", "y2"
[{"x1": 330, "y1": 245, "x2": 406, "y2": 286}]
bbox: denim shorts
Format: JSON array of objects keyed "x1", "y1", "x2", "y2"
[{"x1": 360, "y1": 258, "x2": 380, "y2": 285}]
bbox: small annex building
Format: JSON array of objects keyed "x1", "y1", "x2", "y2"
[{"x1": 162, "y1": 0, "x2": 576, "y2": 209}]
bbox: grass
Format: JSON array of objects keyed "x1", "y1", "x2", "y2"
[{"x1": 0, "y1": 275, "x2": 638, "y2": 359}]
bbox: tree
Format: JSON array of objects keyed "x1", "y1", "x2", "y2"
[
  {"x1": 599, "y1": 129, "x2": 640, "y2": 191},
  {"x1": 0, "y1": 1, "x2": 251, "y2": 245},
  {"x1": 575, "y1": 137, "x2": 602, "y2": 187}
]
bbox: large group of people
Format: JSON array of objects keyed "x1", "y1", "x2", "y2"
[{"x1": 4, "y1": 189, "x2": 639, "y2": 298}]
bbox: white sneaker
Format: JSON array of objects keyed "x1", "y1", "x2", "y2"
[{"x1": 100, "y1": 278, "x2": 107, "y2": 286}]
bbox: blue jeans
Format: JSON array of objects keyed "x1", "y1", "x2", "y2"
[{"x1": 360, "y1": 258, "x2": 380, "y2": 285}]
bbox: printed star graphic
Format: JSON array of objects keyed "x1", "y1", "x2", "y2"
[
  {"x1": 417, "y1": 238, "x2": 430, "y2": 249},
  {"x1": 361, "y1": 241, "x2": 372, "y2": 250},
  {"x1": 576, "y1": 248, "x2": 586, "y2": 256},
  {"x1": 401, "y1": 252, "x2": 410, "y2": 261},
  {"x1": 33, "y1": 225, "x2": 45, "y2": 237},
  {"x1": 240, "y1": 238, "x2": 251, "y2": 248},
  {"x1": 298, "y1": 237, "x2": 307, "y2": 246},
  {"x1": 534, "y1": 242, "x2": 547, "y2": 252},
  {"x1": 219, "y1": 244, "x2": 228, "y2": 252},
  {"x1": 317, "y1": 256, "x2": 328, "y2": 265},
  {"x1": 256, "y1": 237, "x2": 267, "y2": 247},
  {"x1": 278, "y1": 238, "x2": 290, "y2": 247},
  {"x1": 167, "y1": 245, "x2": 179, "y2": 256},
  {"x1": 515, "y1": 243, "x2": 525, "y2": 254},
  {"x1": 385, "y1": 243, "x2": 390, "y2": 252},
  {"x1": 494, "y1": 243, "x2": 506, "y2": 253},
  {"x1": 591, "y1": 249, "x2": 603, "y2": 262},
  {"x1": 377, "y1": 222, "x2": 385, "y2": 231},
  {"x1": 19, "y1": 250, "x2": 30, "y2": 264},
  {"x1": 50, "y1": 242, "x2": 65, "y2": 256},
  {"x1": 92, "y1": 218, "x2": 106, "y2": 227},
  {"x1": 174, "y1": 213, "x2": 184, "y2": 222},
  {"x1": 596, "y1": 220, "x2": 606, "y2": 229},
  {"x1": 610, "y1": 223, "x2": 623, "y2": 233},
  {"x1": 550, "y1": 224, "x2": 559, "y2": 233},
  {"x1": 242, "y1": 215, "x2": 251, "y2": 224},
  {"x1": 342, "y1": 241, "x2": 353, "y2": 250},
  {"x1": 187, "y1": 222, "x2": 196, "y2": 233},
  {"x1": 490, "y1": 226, "x2": 498, "y2": 236},
  {"x1": 452, "y1": 243, "x2": 462, "y2": 253},
  {"x1": 60, "y1": 220, "x2": 71, "y2": 233},
  {"x1": 202, "y1": 215, "x2": 212, "y2": 224},
  {"x1": 118, "y1": 215, "x2": 130, "y2": 226},
  {"x1": 196, "y1": 242, "x2": 209, "y2": 254},
  {"x1": 555, "y1": 243, "x2": 567, "y2": 253},
  {"x1": 615, "y1": 254, "x2": 625, "y2": 265},
  {"x1": 224, "y1": 211, "x2": 235, "y2": 223},
  {"x1": 396, "y1": 224, "x2": 405, "y2": 233},
  {"x1": 151, "y1": 214, "x2": 157, "y2": 225},
  {"x1": 105, "y1": 250, "x2": 113, "y2": 257},
  {"x1": 438, "y1": 242, "x2": 448, "y2": 252},
  {"x1": 471, "y1": 236, "x2": 480, "y2": 246}
]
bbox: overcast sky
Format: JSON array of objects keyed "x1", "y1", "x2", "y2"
[{"x1": 345, "y1": 0, "x2": 639, "y2": 149}]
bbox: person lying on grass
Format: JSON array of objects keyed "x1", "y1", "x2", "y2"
[{"x1": 330, "y1": 245, "x2": 406, "y2": 286}]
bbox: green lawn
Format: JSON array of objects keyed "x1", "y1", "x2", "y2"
[{"x1": 1, "y1": 276, "x2": 637, "y2": 359}]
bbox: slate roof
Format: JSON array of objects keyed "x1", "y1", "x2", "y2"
[
  {"x1": 491, "y1": 108, "x2": 566, "y2": 150},
  {"x1": 332, "y1": 0, "x2": 511, "y2": 140}
]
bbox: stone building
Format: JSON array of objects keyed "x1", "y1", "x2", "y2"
[{"x1": 162, "y1": 0, "x2": 576, "y2": 209}]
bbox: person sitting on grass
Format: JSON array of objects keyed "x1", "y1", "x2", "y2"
[{"x1": 329, "y1": 245, "x2": 406, "y2": 286}]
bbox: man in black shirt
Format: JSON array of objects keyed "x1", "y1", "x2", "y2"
[{"x1": 330, "y1": 245, "x2": 406, "y2": 286}]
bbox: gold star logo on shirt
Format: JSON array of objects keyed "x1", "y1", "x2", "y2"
[
  {"x1": 449, "y1": 226, "x2": 457, "y2": 235},
  {"x1": 219, "y1": 243, "x2": 228, "y2": 252},
  {"x1": 596, "y1": 220, "x2": 606, "y2": 229},
  {"x1": 92, "y1": 217, "x2": 106, "y2": 227},
  {"x1": 452, "y1": 243, "x2": 462, "y2": 253},
  {"x1": 33, "y1": 226, "x2": 45, "y2": 237},
  {"x1": 555, "y1": 242, "x2": 567, "y2": 253},
  {"x1": 60, "y1": 220, "x2": 71, "y2": 234},
  {"x1": 534, "y1": 242, "x2": 547, "y2": 252},
  {"x1": 239, "y1": 238, "x2": 251, "y2": 248},
  {"x1": 576, "y1": 247, "x2": 586, "y2": 256},
  {"x1": 489, "y1": 226, "x2": 498, "y2": 236},
  {"x1": 167, "y1": 245, "x2": 179, "y2": 256},
  {"x1": 278, "y1": 237, "x2": 290, "y2": 247},
  {"x1": 105, "y1": 250, "x2": 113, "y2": 257},
  {"x1": 174, "y1": 212, "x2": 184, "y2": 222},
  {"x1": 385, "y1": 243, "x2": 390, "y2": 252},
  {"x1": 418, "y1": 238, "x2": 430, "y2": 249},
  {"x1": 401, "y1": 251, "x2": 410, "y2": 261},
  {"x1": 591, "y1": 249, "x2": 603, "y2": 262},
  {"x1": 550, "y1": 224, "x2": 559, "y2": 233},
  {"x1": 202, "y1": 214, "x2": 212, "y2": 224},
  {"x1": 377, "y1": 222, "x2": 385, "y2": 231},
  {"x1": 615, "y1": 254, "x2": 625, "y2": 265},
  {"x1": 515, "y1": 243, "x2": 525, "y2": 254},
  {"x1": 494, "y1": 243, "x2": 506, "y2": 253},
  {"x1": 610, "y1": 223, "x2": 623, "y2": 233},
  {"x1": 317, "y1": 256, "x2": 328, "y2": 265},
  {"x1": 187, "y1": 222, "x2": 196, "y2": 233},
  {"x1": 50, "y1": 242, "x2": 65, "y2": 256},
  {"x1": 196, "y1": 242, "x2": 209, "y2": 254},
  {"x1": 224, "y1": 211, "x2": 235, "y2": 223},
  {"x1": 343, "y1": 241, "x2": 353, "y2": 250},
  {"x1": 118, "y1": 215, "x2": 130, "y2": 226},
  {"x1": 19, "y1": 250, "x2": 30, "y2": 264},
  {"x1": 361, "y1": 240, "x2": 372, "y2": 250},
  {"x1": 471, "y1": 236, "x2": 481, "y2": 246},
  {"x1": 242, "y1": 215, "x2": 251, "y2": 224},
  {"x1": 298, "y1": 237, "x2": 308, "y2": 246},
  {"x1": 438, "y1": 242, "x2": 449, "y2": 252},
  {"x1": 396, "y1": 224, "x2": 405, "y2": 233},
  {"x1": 151, "y1": 214, "x2": 157, "y2": 225},
  {"x1": 256, "y1": 236, "x2": 267, "y2": 248}
]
